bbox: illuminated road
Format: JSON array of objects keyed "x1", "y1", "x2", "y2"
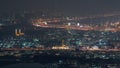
[
  {"x1": 33, "y1": 23, "x2": 95, "y2": 31},
  {"x1": 32, "y1": 23, "x2": 119, "y2": 32},
  {"x1": 1, "y1": 48, "x2": 120, "y2": 52}
]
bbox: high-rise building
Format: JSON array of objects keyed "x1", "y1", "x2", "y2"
[{"x1": 15, "y1": 29, "x2": 24, "y2": 36}]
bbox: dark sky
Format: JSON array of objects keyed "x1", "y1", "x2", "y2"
[{"x1": 0, "y1": 0, "x2": 120, "y2": 15}]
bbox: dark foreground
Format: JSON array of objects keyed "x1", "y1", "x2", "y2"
[
  {"x1": 1, "y1": 53, "x2": 120, "y2": 68},
  {"x1": 1, "y1": 59, "x2": 120, "y2": 68}
]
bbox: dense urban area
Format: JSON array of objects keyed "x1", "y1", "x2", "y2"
[{"x1": 1, "y1": 10, "x2": 120, "y2": 68}]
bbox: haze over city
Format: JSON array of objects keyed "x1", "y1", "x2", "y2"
[{"x1": 0, "y1": 0, "x2": 120, "y2": 15}]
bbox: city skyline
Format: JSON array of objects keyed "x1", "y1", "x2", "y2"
[{"x1": 1, "y1": 0, "x2": 120, "y2": 68}]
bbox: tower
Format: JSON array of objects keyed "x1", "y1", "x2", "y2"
[{"x1": 15, "y1": 29, "x2": 24, "y2": 36}]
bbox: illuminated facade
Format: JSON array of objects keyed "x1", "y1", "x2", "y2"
[
  {"x1": 52, "y1": 40, "x2": 70, "y2": 50},
  {"x1": 15, "y1": 29, "x2": 24, "y2": 36}
]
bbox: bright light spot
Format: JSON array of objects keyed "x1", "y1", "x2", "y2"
[
  {"x1": 68, "y1": 23, "x2": 71, "y2": 26},
  {"x1": 44, "y1": 22, "x2": 47, "y2": 25},
  {"x1": 92, "y1": 46, "x2": 99, "y2": 50},
  {"x1": 77, "y1": 23, "x2": 80, "y2": 26},
  {"x1": 80, "y1": 25, "x2": 83, "y2": 27}
]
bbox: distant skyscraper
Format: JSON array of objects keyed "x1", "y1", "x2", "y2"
[{"x1": 15, "y1": 29, "x2": 24, "y2": 36}]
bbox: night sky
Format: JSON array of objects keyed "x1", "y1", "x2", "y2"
[{"x1": 0, "y1": 0, "x2": 120, "y2": 15}]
